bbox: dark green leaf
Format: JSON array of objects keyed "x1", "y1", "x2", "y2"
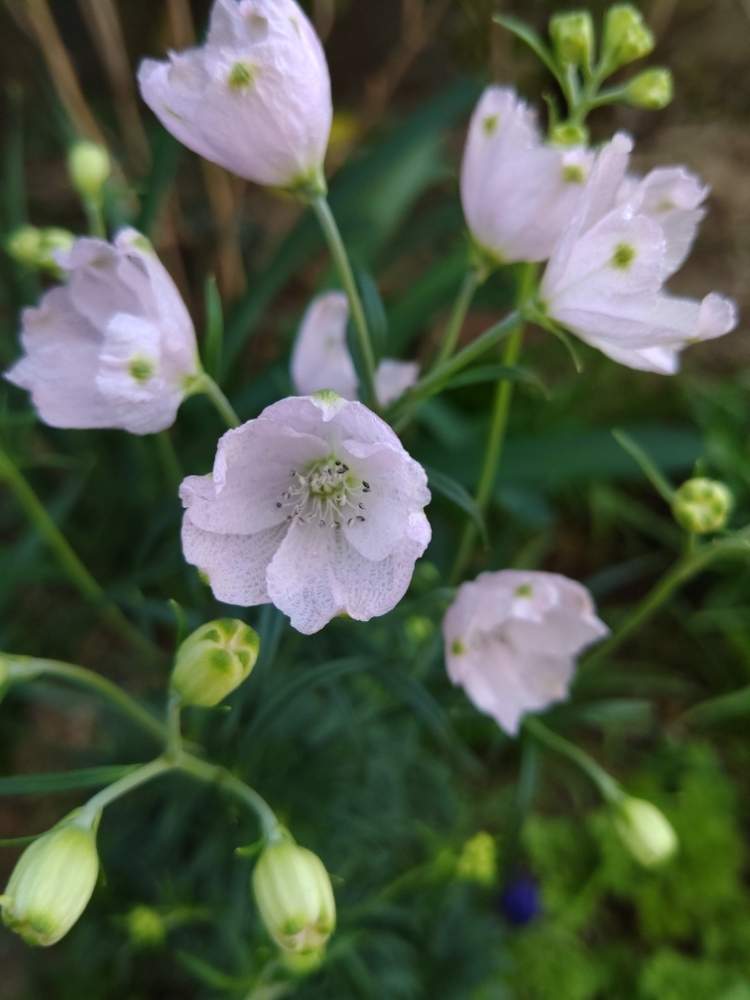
[
  {"x1": 426, "y1": 465, "x2": 488, "y2": 546},
  {"x1": 0, "y1": 765, "x2": 137, "y2": 797},
  {"x1": 203, "y1": 274, "x2": 224, "y2": 380}
]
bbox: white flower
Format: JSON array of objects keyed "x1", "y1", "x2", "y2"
[
  {"x1": 138, "y1": 0, "x2": 332, "y2": 190},
  {"x1": 460, "y1": 87, "x2": 594, "y2": 265},
  {"x1": 540, "y1": 133, "x2": 738, "y2": 374},
  {"x1": 443, "y1": 570, "x2": 608, "y2": 735},
  {"x1": 5, "y1": 229, "x2": 200, "y2": 434},
  {"x1": 290, "y1": 292, "x2": 419, "y2": 407},
  {"x1": 180, "y1": 393, "x2": 431, "y2": 635}
]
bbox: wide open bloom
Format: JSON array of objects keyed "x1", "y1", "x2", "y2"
[
  {"x1": 181, "y1": 393, "x2": 431, "y2": 634},
  {"x1": 540, "y1": 132, "x2": 738, "y2": 373},
  {"x1": 460, "y1": 87, "x2": 594, "y2": 265},
  {"x1": 138, "y1": 0, "x2": 332, "y2": 191},
  {"x1": 443, "y1": 570, "x2": 608, "y2": 735},
  {"x1": 290, "y1": 292, "x2": 419, "y2": 408},
  {"x1": 5, "y1": 229, "x2": 199, "y2": 434}
]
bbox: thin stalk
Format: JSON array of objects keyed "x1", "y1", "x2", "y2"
[
  {"x1": 155, "y1": 430, "x2": 183, "y2": 492},
  {"x1": 179, "y1": 753, "x2": 281, "y2": 842},
  {"x1": 432, "y1": 268, "x2": 483, "y2": 368},
  {"x1": 84, "y1": 196, "x2": 106, "y2": 238},
  {"x1": 199, "y1": 373, "x2": 240, "y2": 428},
  {"x1": 2, "y1": 654, "x2": 167, "y2": 743},
  {"x1": 80, "y1": 756, "x2": 173, "y2": 820},
  {"x1": 523, "y1": 716, "x2": 621, "y2": 803},
  {"x1": 0, "y1": 448, "x2": 157, "y2": 659},
  {"x1": 166, "y1": 691, "x2": 183, "y2": 758},
  {"x1": 310, "y1": 196, "x2": 378, "y2": 406}
]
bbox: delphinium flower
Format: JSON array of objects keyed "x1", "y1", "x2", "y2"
[
  {"x1": 5, "y1": 229, "x2": 200, "y2": 434},
  {"x1": 180, "y1": 393, "x2": 431, "y2": 635},
  {"x1": 460, "y1": 86, "x2": 594, "y2": 267},
  {"x1": 443, "y1": 571, "x2": 608, "y2": 735},
  {"x1": 538, "y1": 132, "x2": 738, "y2": 373},
  {"x1": 290, "y1": 291, "x2": 419, "y2": 408},
  {"x1": 138, "y1": 0, "x2": 332, "y2": 194}
]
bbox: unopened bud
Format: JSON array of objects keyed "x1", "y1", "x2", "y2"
[
  {"x1": 5, "y1": 226, "x2": 43, "y2": 269},
  {"x1": 171, "y1": 618, "x2": 259, "y2": 708},
  {"x1": 125, "y1": 905, "x2": 166, "y2": 949},
  {"x1": 672, "y1": 478, "x2": 732, "y2": 534},
  {"x1": 67, "y1": 141, "x2": 111, "y2": 201},
  {"x1": 614, "y1": 796, "x2": 677, "y2": 868},
  {"x1": 550, "y1": 11, "x2": 595, "y2": 68},
  {"x1": 550, "y1": 122, "x2": 589, "y2": 148},
  {"x1": 625, "y1": 68, "x2": 673, "y2": 110},
  {"x1": 252, "y1": 836, "x2": 336, "y2": 955},
  {"x1": 1, "y1": 812, "x2": 100, "y2": 946},
  {"x1": 602, "y1": 5, "x2": 654, "y2": 71},
  {"x1": 456, "y1": 831, "x2": 497, "y2": 887}
]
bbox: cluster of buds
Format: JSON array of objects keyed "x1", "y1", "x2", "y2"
[{"x1": 5, "y1": 226, "x2": 74, "y2": 275}]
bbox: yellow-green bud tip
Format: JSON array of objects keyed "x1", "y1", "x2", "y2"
[
  {"x1": 603, "y1": 4, "x2": 655, "y2": 71},
  {"x1": 1, "y1": 815, "x2": 100, "y2": 947},
  {"x1": 625, "y1": 68, "x2": 674, "y2": 110},
  {"x1": 67, "y1": 140, "x2": 111, "y2": 200},
  {"x1": 672, "y1": 477, "x2": 732, "y2": 535},
  {"x1": 550, "y1": 122, "x2": 590, "y2": 148},
  {"x1": 613, "y1": 796, "x2": 677, "y2": 868},
  {"x1": 455, "y1": 832, "x2": 498, "y2": 887},
  {"x1": 171, "y1": 618, "x2": 260, "y2": 708},
  {"x1": 252, "y1": 838, "x2": 336, "y2": 955},
  {"x1": 549, "y1": 11, "x2": 595, "y2": 68}
]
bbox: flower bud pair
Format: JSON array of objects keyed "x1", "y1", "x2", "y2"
[
  {"x1": 171, "y1": 619, "x2": 260, "y2": 708},
  {"x1": 1, "y1": 811, "x2": 100, "y2": 947},
  {"x1": 5, "y1": 227, "x2": 75, "y2": 274}
]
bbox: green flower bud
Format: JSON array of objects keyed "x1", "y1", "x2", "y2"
[
  {"x1": 456, "y1": 831, "x2": 498, "y2": 887},
  {"x1": 550, "y1": 122, "x2": 590, "y2": 148},
  {"x1": 252, "y1": 837, "x2": 336, "y2": 955},
  {"x1": 1, "y1": 812, "x2": 100, "y2": 946},
  {"x1": 549, "y1": 11, "x2": 595, "y2": 68},
  {"x1": 602, "y1": 5, "x2": 655, "y2": 71},
  {"x1": 125, "y1": 905, "x2": 166, "y2": 949},
  {"x1": 171, "y1": 618, "x2": 259, "y2": 708},
  {"x1": 282, "y1": 947, "x2": 326, "y2": 977},
  {"x1": 613, "y1": 797, "x2": 677, "y2": 868},
  {"x1": 625, "y1": 68, "x2": 673, "y2": 110},
  {"x1": 672, "y1": 478, "x2": 733, "y2": 534},
  {"x1": 5, "y1": 226, "x2": 43, "y2": 269},
  {"x1": 67, "y1": 141, "x2": 111, "y2": 201}
]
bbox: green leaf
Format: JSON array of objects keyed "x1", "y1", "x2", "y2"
[
  {"x1": 426, "y1": 466, "x2": 488, "y2": 546},
  {"x1": 0, "y1": 765, "x2": 137, "y2": 797},
  {"x1": 176, "y1": 951, "x2": 253, "y2": 991},
  {"x1": 493, "y1": 15, "x2": 563, "y2": 86},
  {"x1": 612, "y1": 428, "x2": 676, "y2": 503},
  {"x1": 444, "y1": 363, "x2": 548, "y2": 397},
  {"x1": 353, "y1": 267, "x2": 388, "y2": 361},
  {"x1": 203, "y1": 274, "x2": 224, "y2": 380}
]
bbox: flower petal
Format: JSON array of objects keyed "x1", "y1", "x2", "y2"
[
  {"x1": 182, "y1": 517, "x2": 286, "y2": 605},
  {"x1": 290, "y1": 292, "x2": 358, "y2": 399}
]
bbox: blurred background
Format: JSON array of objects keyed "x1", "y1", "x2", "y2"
[{"x1": 1, "y1": 1, "x2": 750, "y2": 997}]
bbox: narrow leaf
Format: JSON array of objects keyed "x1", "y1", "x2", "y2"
[
  {"x1": 493, "y1": 15, "x2": 564, "y2": 86},
  {"x1": 203, "y1": 274, "x2": 224, "y2": 379},
  {"x1": 444, "y1": 363, "x2": 548, "y2": 397},
  {"x1": 612, "y1": 428, "x2": 676, "y2": 503},
  {"x1": 426, "y1": 466, "x2": 488, "y2": 546},
  {"x1": 0, "y1": 765, "x2": 137, "y2": 797}
]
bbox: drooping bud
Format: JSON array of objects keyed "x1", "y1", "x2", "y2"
[
  {"x1": 549, "y1": 122, "x2": 590, "y2": 148},
  {"x1": 1, "y1": 812, "x2": 100, "y2": 946},
  {"x1": 171, "y1": 619, "x2": 259, "y2": 708},
  {"x1": 672, "y1": 477, "x2": 732, "y2": 534},
  {"x1": 602, "y1": 5, "x2": 654, "y2": 72},
  {"x1": 613, "y1": 796, "x2": 677, "y2": 868},
  {"x1": 252, "y1": 836, "x2": 336, "y2": 955},
  {"x1": 67, "y1": 141, "x2": 111, "y2": 201},
  {"x1": 456, "y1": 832, "x2": 498, "y2": 887},
  {"x1": 549, "y1": 11, "x2": 595, "y2": 68},
  {"x1": 625, "y1": 68, "x2": 673, "y2": 110}
]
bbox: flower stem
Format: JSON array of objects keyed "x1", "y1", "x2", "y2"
[
  {"x1": 311, "y1": 196, "x2": 378, "y2": 407},
  {"x1": 155, "y1": 430, "x2": 183, "y2": 492},
  {"x1": 178, "y1": 753, "x2": 281, "y2": 842},
  {"x1": 2, "y1": 654, "x2": 167, "y2": 743},
  {"x1": 432, "y1": 268, "x2": 484, "y2": 369},
  {"x1": 0, "y1": 447, "x2": 158, "y2": 660},
  {"x1": 166, "y1": 691, "x2": 183, "y2": 758},
  {"x1": 80, "y1": 756, "x2": 174, "y2": 821},
  {"x1": 83, "y1": 196, "x2": 106, "y2": 239},
  {"x1": 199, "y1": 373, "x2": 240, "y2": 429},
  {"x1": 523, "y1": 716, "x2": 622, "y2": 803}
]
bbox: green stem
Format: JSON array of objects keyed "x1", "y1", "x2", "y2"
[
  {"x1": 199, "y1": 373, "x2": 241, "y2": 429},
  {"x1": 523, "y1": 716, "x2": 621, "y2": 803},
  {"x1": 0, "y1": 448, "x2": 157, "y2": 660},
  {"x1": 80, "y1": 756, "x2": 173, "y2": 821},
  {"x1": 178, "y1": 753, "x2": 281, "y2": 842},
  {"x1": 432, "y1": 268, "x2": 484, "y2": 369},
  {"x1": 310, "y1": 196, "x2": 378, "y2": 407},
  {"x1": 166, "y1": 691, "x2": 183, "y2": 758},
  {"x1": 155, "y1": 431, "x2": 183, "y2": 493},
  {"x1": 2, "y1": 654, "x2": 167, "y2": 743},
  {"x1": 84, "y1": 196, "x2": 106, "y2": 239}
]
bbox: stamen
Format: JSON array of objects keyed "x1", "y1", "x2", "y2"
[{"x1": 274, "y1": 456, "x2": 370, "y2": 530}]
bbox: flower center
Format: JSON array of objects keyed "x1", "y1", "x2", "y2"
[{"x1": 275, "y1": 456, "x2": 371, "y2": 530}]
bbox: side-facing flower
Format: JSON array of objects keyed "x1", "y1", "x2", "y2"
[
  {"x1": 290, "y1": 291, "x2": 419, "y2": 407},
  {"x1": 460, "y1": 87, "x2": 594, "y2": 266},
  {"x1": 138, "y1": 0, "x2": 332, "y2": 193},
  {"x1": 539, "y1": 133, "x2": 738, "y2": 373},
  {"x1": 180, "y1": 393, "x2": 431, "y2": 635},
  {"x1": 5, "y1": 229, "x2": 200, "y2": 434},
  {"x1": 443, "y1": 570, "x2": 608, "y2": 735}
]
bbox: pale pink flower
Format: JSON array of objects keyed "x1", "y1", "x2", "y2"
[
  {"x1": 443, "y1": 570, "x2": 608, "y2": 736},
  {"x1": 290, "y1": 292, "x2": 419, "y2": 407},
  {"x1": 138, "y1": 0, "x2": 332, "y2": 190},
  {"x1": 5, "y1": 229, "x2": 199, "y2": 434},
  {"x1": 181, "y1": 393, "x2": 431, "y2": 635},
  {"x1": 460, "y1": 87, "x2": 594, "y2": 265},
  {"x1": 540, "y1": 133, "x2": 738, "y2": 374}
]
